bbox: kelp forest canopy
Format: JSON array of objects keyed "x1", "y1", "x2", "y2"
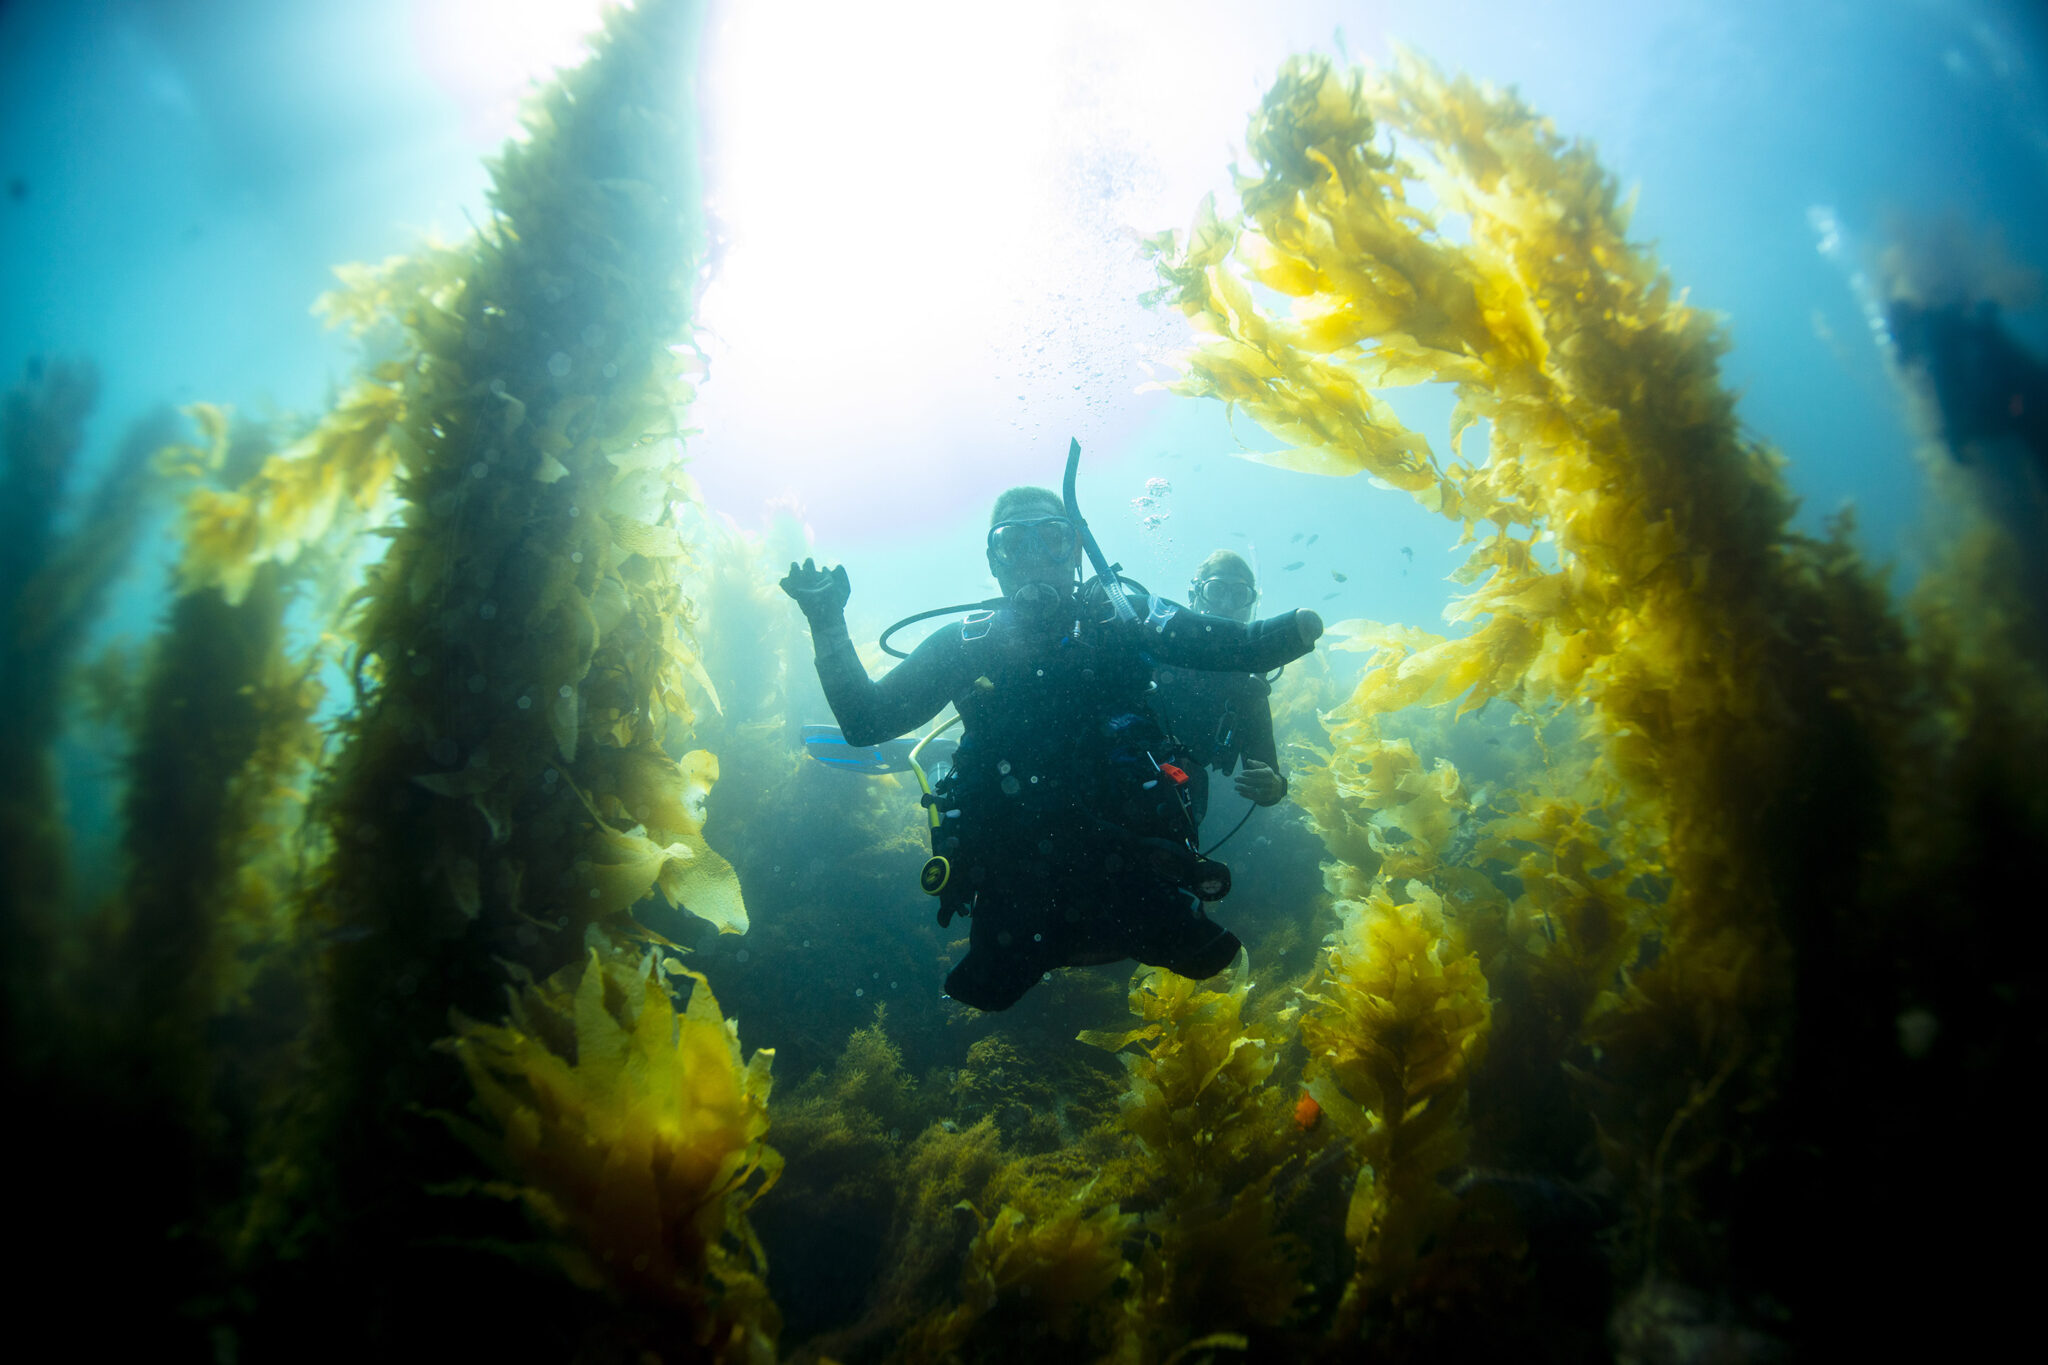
[{"x1": 3, "y1": 5, "x2": 2043, "y2": 1363}]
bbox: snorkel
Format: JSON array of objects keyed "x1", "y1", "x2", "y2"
[
  {"x1": 1063, "y1": 438, "x2": 1139, "y2": 624},
  {"x1": 875, "y1": 437, "x2": 1132, "y2": 655}
]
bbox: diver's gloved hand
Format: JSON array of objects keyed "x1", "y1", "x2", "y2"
[
  {"x1": 1295, "y1": 609, "x2": 1324, "y2": 647},
  {"x1": 1235, "y1": 759, "x2": 1287, "y2": 807},
  {"x1": 780, "y1": 558, "x2": 851, "y2": 625}
]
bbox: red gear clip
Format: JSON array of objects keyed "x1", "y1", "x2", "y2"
[{"x1": 1158, "y1": 762, "x2": 1189, "y2": 785}]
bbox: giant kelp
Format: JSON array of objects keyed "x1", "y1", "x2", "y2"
[
  {"x1": 1082, "y1": 957, "x2": 1311, "y2": 1343},
  {"x1": 0, "y1": 363, "x2": 219, "y2": 1344},
  {"x1": 12, "y1": 18, "x2": 2047, "y2": 1360},
  {"x1": 208, "y1": 0, "x2": 760, "y2": 1353},
  {"x1": 449, "y1": 944, "x2": 781, "y2": 1361},
  {"x1": 1144, "y1": 49, "x2": 2043, "y2": 1354},
  {"x1": 1, "y1": 363, "x2": 177, "y2": 989}
]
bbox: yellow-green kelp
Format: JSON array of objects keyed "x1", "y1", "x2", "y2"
[
  {"x1": 1141, "y1": 49, "x2": 2046, "y2": 1355},
  {"x1": 448, "y1": 944, "x2": 781, "y2": 1362},
  {"x1": 1082, "y1": 957, "x2": 1311, "y2": 1342},
  {"x1": 201, "y1": 0, "x2": 763, "y2": 1355}
]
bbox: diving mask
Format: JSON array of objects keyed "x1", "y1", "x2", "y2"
[
  {"x1": 1191, "y1": 576, "x2": 1257, "y2": 614},
  {"x1": 987, "y1": 516, "x2": 1079, "y2": 567}
]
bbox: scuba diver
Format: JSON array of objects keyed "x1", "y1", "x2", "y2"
[
  {"x1": 1150, "y1": 549, "x2": 1288, "y2": 835},
  {"x1": 779, "y1": 450, "x2": 1322, "y2": 1011}
]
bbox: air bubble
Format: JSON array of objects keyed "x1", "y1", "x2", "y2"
[
  {"x1": 737, "y1": 949, "x2": 750, "y2": 963},
  {"x1": 479, "y1": 600, "x2": 497, "y2": 620},
  {"x1": 570, "y1": 551, "x2": 583, "y2": 564},
  {"x1": 547, "y1": 351, "x2": 572, "y2": 377},
  {"x1": 568, "y1": 506, "x2": 580, "y2": 517},
  {"x1": 1001, "y1": 775, "x2": 1021, "y2": 796},
  {"x1": 997, "y1": 760, "x2": 1012, "y2": 775},
  {"x1": 855, "y1": 988, "x2": 865, "y2": 997},
  {"x1": 559, "y1": 684, "x2": 573, "y2": 698},
  {"x1": 517, "y1": 695, "x2": 532, "y2": 710},
  {"x1": 471, "y1": 462, "x2": 488, "y2": 479}
]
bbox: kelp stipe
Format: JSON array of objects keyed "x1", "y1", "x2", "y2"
[
  {"x1": 2, "y1": 359, "x2": 101, "y2": 1012},
  {"x1": 1144, "y1": 49, "x2": 1974, "y2": 1348},
  {"x1": 1082, "y1": 956, "x2": 1311, "y2": 1344},
  {"x1": 1298, "y1": 883, "x2": 1490, "y2": 1333},
  {"x1": 214, "y1": 0, "x2": 742, "y2": 1351},
  {"x1": 894, "y1": 1197, "x2": 1144, "y2": 1365},
  {"x1": 448, "y1": 944, "x2": 781, "y2": 1362},
  {"x1": 2, "y1": 363, "x2": 177, "y2": 967}
]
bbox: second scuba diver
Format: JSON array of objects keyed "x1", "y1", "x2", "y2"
[
  {"x1": 1150, "y1": 549, "x2": 1287, "y2": 832},
  {"x1": 780, "y1": 477, "x2": 1322, "y2": 1011}
]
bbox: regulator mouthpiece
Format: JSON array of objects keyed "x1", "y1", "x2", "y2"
[{"x1": 1009, "y1": 581, "x2": 1063, "y2": 617}]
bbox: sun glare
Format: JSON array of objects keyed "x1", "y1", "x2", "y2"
[
  {"x1": 691, "y1": 0, "x2": 1278, "y2": 539},
  {"x1": 411, "y1": 0, "x2": 613, "y2": 144},
  {"x1": 423, "y1": 0, "x2": 1332, "y2": 541}
]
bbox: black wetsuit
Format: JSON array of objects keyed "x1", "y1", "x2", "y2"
[
  {"x1": 808, "y1": 587, "x2": 1312, "y2": 1010},
  {"x1": 1150, "y1": 665, "x2": 1281, "y2": 828}
]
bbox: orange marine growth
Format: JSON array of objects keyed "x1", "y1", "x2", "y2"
[{"x1": 1293, "y1": 1091, "x2": 1323, "y2": 1130}]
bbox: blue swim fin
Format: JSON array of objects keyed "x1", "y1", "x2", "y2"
[{"x1": 801, "y1": 724, "x2": 956, "y2": 776}]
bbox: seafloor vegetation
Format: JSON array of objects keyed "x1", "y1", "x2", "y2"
[{"x1": 5, "y1": 3, "x2": 2043, "y2": 1361}]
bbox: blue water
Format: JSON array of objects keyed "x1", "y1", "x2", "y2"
[
  {"x1": 7, "y1": 1, "x2": 2045, "y2": 582},
  {"x1": 9, "y1": 0, "x2": 2046, "y2": 949},
  {"x1": 7, "y1": 3, "x2": 2046, "y2": 1353}
]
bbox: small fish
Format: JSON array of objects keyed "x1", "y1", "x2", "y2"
[
  {"x1": 1230, "y1": 530, "x2": 1248, "y2": 538},
  {"x1": 1293, "y1": 1092, "x2": 1323, "y2": 1130},
  {"x1": 1400, "y1": 546, "x2": 1413, "y2": 561},
  {"x1": 1290, "y1": 532, "x2": 1303, "y2": 543},
  {"x1": 1305, "y1": 533, "x2": 1318, "y2": 545},
  {"x1": 1282, "y1": 560, "x2": 1304, "y2": 571},
  {"x1": 1322, "y1": 591, "x2": 1340, "y2": 600},
  {"x1": 1330, "y1": 569, "x2": 1347, "y2": 582}
]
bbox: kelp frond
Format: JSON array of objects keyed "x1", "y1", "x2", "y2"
[{"x1": 450, "y1": 945, "x2": 780, "y2": 1359}]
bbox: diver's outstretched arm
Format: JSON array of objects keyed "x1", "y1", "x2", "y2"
[
  {"x1": 1153, "y1": 603, "x2": 1322, "y2": 674},
  {"x1": 781, "y1": 558, "x2": 959, "y2": 747}
]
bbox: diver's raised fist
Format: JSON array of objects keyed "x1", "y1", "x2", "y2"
[
  {"x1": 1295, "y1": 609, "x2": 1325, "y2": 647},
  {"x1": 780, "y1": 558, "x2": 851, "y2": 623}
]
